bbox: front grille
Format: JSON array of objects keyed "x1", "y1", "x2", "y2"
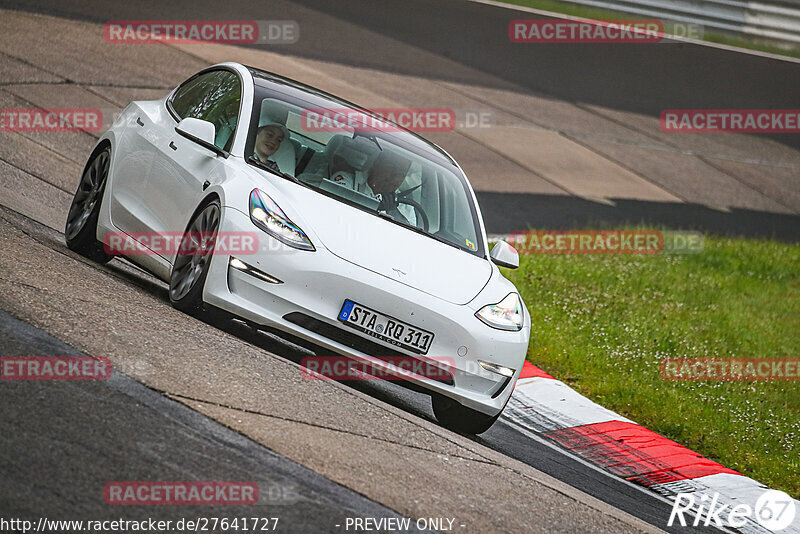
[{"x1": 283, "y1": 312, "x2": 454, "y2": 386}]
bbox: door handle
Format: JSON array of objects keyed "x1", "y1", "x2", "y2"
[
  {"x1": 169, "y1": 141, "x2": 177, "y2": 151},
  {"x1": 136, "y1": 117, "x2": 144, "y2": 127}
]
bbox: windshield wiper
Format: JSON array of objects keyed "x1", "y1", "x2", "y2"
[{"x1": 247, "y1": 155, "x2": 300, "y2": 184}]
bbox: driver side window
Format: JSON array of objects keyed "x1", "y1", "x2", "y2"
[{"x1": 170, "y1": 70, "x2": 242, "y2": 151}]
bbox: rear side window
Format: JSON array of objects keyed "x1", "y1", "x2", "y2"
[{"x1": 170, "y1": 70, "x2": 242, "y2": 150}]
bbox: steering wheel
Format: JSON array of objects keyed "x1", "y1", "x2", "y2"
[
  {"x1": 397, "y1": 197, "x2": 429, "y2": 232},
  {"x1": 392, "y1": 184, "x2": 428, "y2": 232}
]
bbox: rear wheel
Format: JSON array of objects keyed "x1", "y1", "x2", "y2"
[
  {"x1": 169, "y1": 201, "x2": 221, "y2": 316},
  {"x1": 431, "y1": 395, "x2": 501, "y2": 435},
  {"x1": 65, "y1": 148, "x2": 113, "y2": 263}
]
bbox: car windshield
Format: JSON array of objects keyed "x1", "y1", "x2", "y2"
[{"x1": 244, "y1": 86, "x2": 484, "y2": 257}]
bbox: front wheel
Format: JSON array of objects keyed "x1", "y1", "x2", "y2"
[
  {"x1": 169, "y1": 201, "x2": 221, "y2": 316},
  {"x1": 431, "y1": 395, "x2": 502, "y2": 435},
  {"x1": 65, "y1": 148, "x2": 113, "y2": 263}
]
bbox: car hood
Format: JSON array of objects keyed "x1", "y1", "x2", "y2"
[{"x1": 289, "y1": 186, "x2": 492, "y2": 305}]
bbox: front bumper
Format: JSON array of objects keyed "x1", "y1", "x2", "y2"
[{"x1": 203, "y1": 207, "x2": 530, "y2": 415}]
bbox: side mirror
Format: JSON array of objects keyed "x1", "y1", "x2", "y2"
[
  {"x1": 175, "y1": 118, "x2": 226, "y2": 157},
  {"x1": 490, "y1": 240, "x2": 519, "y2": 269}
]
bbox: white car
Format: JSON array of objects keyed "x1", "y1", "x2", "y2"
[{"x1": 64, "y1": 62, "x2": 530, "y2": 434}]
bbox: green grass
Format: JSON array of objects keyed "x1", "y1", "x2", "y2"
[
  {"x1": 496, "y1": 0, "x2": 800, "y2": 60},
  {"x1": 502, "y1": 232, "x2": 800, "y2": 497}
]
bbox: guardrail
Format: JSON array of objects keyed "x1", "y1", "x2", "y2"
[{"x1": 560, "y1": 0, "x2": 800, "y2": 44}]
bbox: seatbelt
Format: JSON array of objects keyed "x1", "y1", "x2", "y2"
[{"x1": 296, "y1": 147, "x2": 314, "y2": 174}]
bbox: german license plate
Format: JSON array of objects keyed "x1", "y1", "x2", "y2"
[{"x1": 338, "y1": 300, "x2": 434, "y2": 355}]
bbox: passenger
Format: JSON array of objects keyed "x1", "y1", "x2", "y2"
[{"x1": 253, "y1": 123, "x2": 289, "y2": 172}]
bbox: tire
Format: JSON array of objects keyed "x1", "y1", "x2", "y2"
[
  {"x1": 431, "y1": 395, "x2": 502, "y2": 435},
  {"x1": 64, "y1": 148, "x2": 113, "y2": 263},
  {"x1": 169, "y1": 200, "x2": 221, "y2": 316}
]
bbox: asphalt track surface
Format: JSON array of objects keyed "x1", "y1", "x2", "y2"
[
  {"x1": 0, "y1": 0, "x2": 797, "y2": 533},
  {"x1": 0, "y1": 307, "x2": 428, "y2": 532}
]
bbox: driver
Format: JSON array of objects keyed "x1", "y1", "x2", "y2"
[{"x1": 363, "y1": 151, "x2": 416, "y2": 226}]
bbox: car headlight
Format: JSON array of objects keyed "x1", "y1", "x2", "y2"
[
  {"x1": 475, "y1": 293, "x2": 524, "y2": 331},
  {"x1": 249, "y1": 189, "x2": 314, "y2": 251}
]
